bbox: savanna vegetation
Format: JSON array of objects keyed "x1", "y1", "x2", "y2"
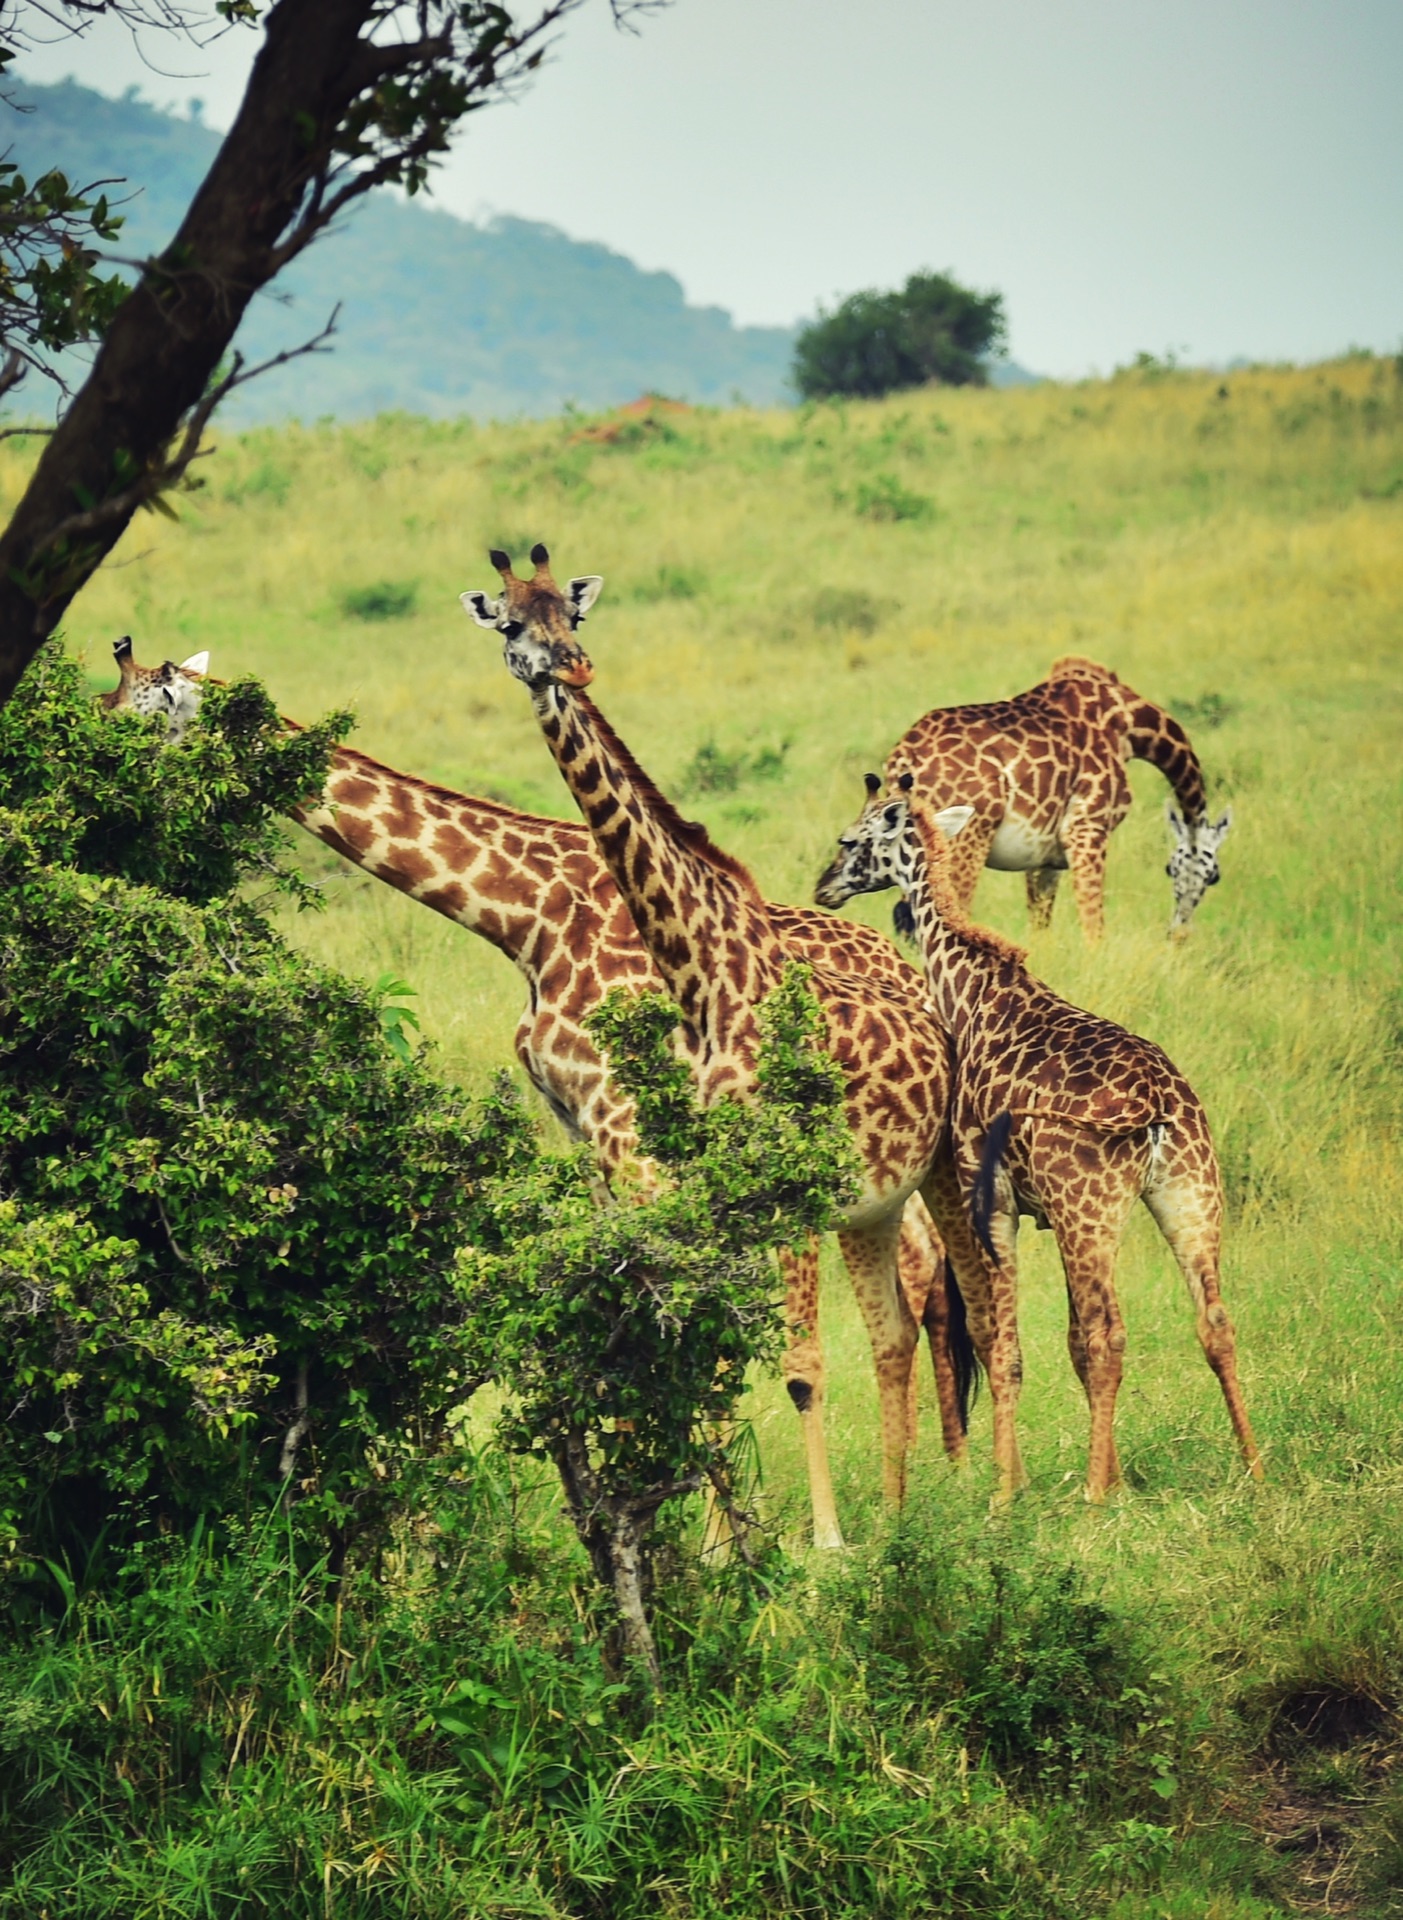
[{"x1": 0, "y1": 353, "x2": 1400, "y2": 1914}]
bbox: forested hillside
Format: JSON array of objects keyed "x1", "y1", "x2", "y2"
[{"x1": 3, "y1": 77, "x2": 799, "y2": 421}]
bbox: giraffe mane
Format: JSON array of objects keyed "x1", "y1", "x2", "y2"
[
  {"x1": 907, "y1": 797, "x2": 1029, "y2": 970},
  {"x1": 573, "y1": 690, "x2": 756, "y2": 890}
]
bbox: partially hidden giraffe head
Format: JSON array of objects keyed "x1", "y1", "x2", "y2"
[
  {"x1": 1165, "y1": 803, "x2": 1232, "y2": 939},
  {"x1": 459, "y1": 543, "x2": 601, "y2": 691},
  {"x1": 99, "y1": 636, "x2": 210, "y2": 742},
  {"x1": 814, "y1": 771, "x2": 974, "y2": 910}
]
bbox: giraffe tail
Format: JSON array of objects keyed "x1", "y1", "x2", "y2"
[
  {"x1": 944, "y1": 1256, "x2": 981, "y2": 1431},
  {"x1": 971, "y1": 1111, "x2": 1013, "y2": 1264},
  {"x1": 892, "y1": 898, "x2": 916, "y2": 940}
]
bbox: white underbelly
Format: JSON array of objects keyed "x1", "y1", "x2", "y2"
[{"x1": 986, "y1": 811, "x2": 1066, "y2": 872}]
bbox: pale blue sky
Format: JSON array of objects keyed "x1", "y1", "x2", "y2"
[{"x1": 17, "y1": 0, "x2": 1403, "y2": 376}]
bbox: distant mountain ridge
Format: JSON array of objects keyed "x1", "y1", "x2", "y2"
[
  {"x1": 4, "y1": 77, "x2": 1038, "y2": 424},
  {"x1": 3, "y1": 77, "x2": 800, "y2": 423}
]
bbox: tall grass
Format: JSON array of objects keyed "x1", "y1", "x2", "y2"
[{"x1": 3, "y1": 353, "x2": 1400, "y2": 1911}]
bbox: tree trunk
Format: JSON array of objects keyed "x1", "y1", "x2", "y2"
[{"x1": 0, "y1": 0, "x2": 374, "y2": 705}]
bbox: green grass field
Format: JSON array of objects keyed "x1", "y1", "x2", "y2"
[{"x1": 8, "y1": 354, "x2": 1402, "y2": 1913}]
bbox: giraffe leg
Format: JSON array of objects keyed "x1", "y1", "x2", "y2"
[
  {"x1": 897, "y1": 1195, "x2": 965, "y2": 1459},
  {"x1": 943, "y1": 812, "x2": 1000, "y2": 913},
  {"x1": 920, "y1": 1155, "x2": 1026, "y2": 1500},
  {"x1": 1143, "y1": 1180, "x2": 1264, "y2": 1482},
  {"x1": 1025, "y1": 866, "x2": 1061, "y2": 931},
  {"x1": 779, "y1": 1236, "x2": 845, "y2": 1549},
  {"x1": 837, "y1": 1212, "x2": 919, "y2": 1511},
  {"x1": 1062, "y1": 1277, "x2": 1122, "y2": 1490},
  {"x1": 1061, "y1": 813, "x2": 1110, "y2": 944},
  {"x1": 1054, "y1": 1228, "x2": 1127, "y2": 1502}
]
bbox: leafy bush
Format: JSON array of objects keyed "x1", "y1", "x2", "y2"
[
  {"x1": 0, "y1": 648, "x2": 530, "y2": 1564},
  {"x1": 835, "y1": 1526, "x2": 1190, "y2": 1810},
  {"x1": 794, "y1": 269, "x2": 1006, "y2": 400},
  {"x1": 340, "y1": 580, "x2": 417, "y2": 620},
  {"x1": 679, "y1": 737, "x2": 789, "y2": 795},
  {"x1": 461, "y1": 968, "x2": 859, "y2": 1681},
  {"x1": 853, "y1": 471, "x2": 934, "y2": 522}
]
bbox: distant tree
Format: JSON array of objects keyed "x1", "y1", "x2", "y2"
[
  {"x1": 0, "y1": 0, "x2": 664, "y2": 709},
  {"x1": 793, "y1": 269, "x2": 1007, "y2": 401}
]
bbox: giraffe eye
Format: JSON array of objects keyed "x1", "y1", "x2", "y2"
[{"x1": 501, "y1": 619, "x2": 524, "y2": 640}]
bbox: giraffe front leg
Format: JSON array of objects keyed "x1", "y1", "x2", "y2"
[
  {"x1": 1062, "y1": 813, "x2": 1110, "y2": 944},
  {"x1": 779, "y1": 1237, "x2": 846, "y2": 1549},
  {"x1": 1025, "y1": 866, "x2": 1061, "y2": 931},
  {"x1": 837, "y1": 1213, "x2": 919, "y2": 1512}
]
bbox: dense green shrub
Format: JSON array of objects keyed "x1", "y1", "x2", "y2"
[
  {"x1": 793, "y1": 269, "x2": 1006, "y2": 400},
  {"x1": 0, "y1": 647, "x2": 531, "y2": 1563}
]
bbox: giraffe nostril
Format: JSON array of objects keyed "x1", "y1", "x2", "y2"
[
  {"x1": 1165, "y1": 863, "x2": 1174, "y2": 877},
  {"x1": 1207, "y1": 871, "x2": 1219, "y2": 885}
]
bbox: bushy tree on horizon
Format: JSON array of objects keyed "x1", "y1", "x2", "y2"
[{"x1": 793, "y1": 268, "x2": 1007, "y2": 400}]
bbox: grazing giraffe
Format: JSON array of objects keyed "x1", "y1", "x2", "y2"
[
  {"x1": 815, "y1": 772, "x2": 1264, "y2": 1501},
  {"x1": 463, "y1": 546, "x2": 1013, "y2": 1519},
  {"x1": 101, "y1": 639, "x2": 968, "y2": 1547},
  {"x1": 886, "y1": 656, "x2": 1231, "y2": 941}
]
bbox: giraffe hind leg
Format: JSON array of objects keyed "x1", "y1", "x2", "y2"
[
  {"x1": 838, "y1": 1213, "x2": 919, "y2": 1512},
  {"x1": 1053, "y1": 1228, "x2": 1127, "y2": 1502},
  {"x1": 898, "y1": 1196, "x2": 967, "y2": 1461},
  {"x1": 1025, "y1": 866, "x2": 1061, "y2": 930},
  {"x1": 1143, "y1": 1180, "x2": 1264, "y2": 1482}
]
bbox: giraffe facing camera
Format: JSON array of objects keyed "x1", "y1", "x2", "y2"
[{"x1": 461, "y1": 546, "x2": 601, "y2": 690}]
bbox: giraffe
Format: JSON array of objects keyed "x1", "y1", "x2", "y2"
[
  {"x1": 98, "y1": 635, "x2": 209, "y2": 741},
  {"x1": 814, "y1": 771, "x2": 1265, "y2": 1501},
  {"x1": 884, "y1": 655, "x2": 1231, "y2": 941},
  {"x1": 101, "y1": 638, "x2": 970, "y2": 1547},
  {"x1": 462, "y1": 545, "x2": 1018, "y2": 1518}
]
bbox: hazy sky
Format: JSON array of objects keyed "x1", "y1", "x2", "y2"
[{"x1": 17, "y1": 0, "x2": 1403, "y2": 376}]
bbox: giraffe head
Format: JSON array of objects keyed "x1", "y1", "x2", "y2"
[
  {"x1": 1165, "y1": 804, "x2": 1232, "y2": 938},
  {"x1": 99, "y1": 636, "x2": 210, "y2": 742},
  {"x1": 814, "y1": 772, "x2": 973, "y2": 909},
  {"x1": 460, "y1": 543, "x2": 601, "y2": 691}
]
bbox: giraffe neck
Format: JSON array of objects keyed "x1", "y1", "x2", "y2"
[
  {"x1": 1123, "y1": 699, "x2": 1208, "y2": 820},
  {"x1": 530, "y1": 680, "x2": 783, "y2": 1072},
  {"x1": 294, "y1": 745, "x2": 592, "y2": 970},
  {"x1": 898, "y1": 822, "x2": 1025, "y2": 1047}
]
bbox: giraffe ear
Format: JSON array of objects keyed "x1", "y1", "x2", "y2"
[
  {"x1": 934, "y1": 804, "x2": 976, "y2": 839},
  {"x1": 460, "y1": 590, "x2": 502, "y2": 629},
  {"x1": 566, "y1": 575, "x2": 603, "y2": 625},
  {"x1": 179, "y1": 651, "x2": 210, "y2": 676},
  {"x1": 1165, "y1": 803, "x2": 1189, "y2": 842},
  {"x1": 1211, "y1": 806, "x2": 1233, "y2": 841}
]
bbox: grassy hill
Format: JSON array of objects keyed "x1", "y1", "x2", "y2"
[
  {"x1": 3, "y1": 77, "x2": 799, "y2": 419},
  {"x1": 4, "y1": 358, "x2": 1401, "y2": 1913}
]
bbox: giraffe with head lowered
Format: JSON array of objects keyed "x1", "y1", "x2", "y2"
[
  {"x1": 463, "y1": 545, "x2": 1023, "y2": 1518},
  {"x1": 886, "y1": 656, "x2": 1231, "y2": 941},
  {"x1": 102, "y1": 637, "x2": 971, "y2": 1548},
  {"x1": 815, "y1": 772, "x2": 1264, "y2": 1501}
]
